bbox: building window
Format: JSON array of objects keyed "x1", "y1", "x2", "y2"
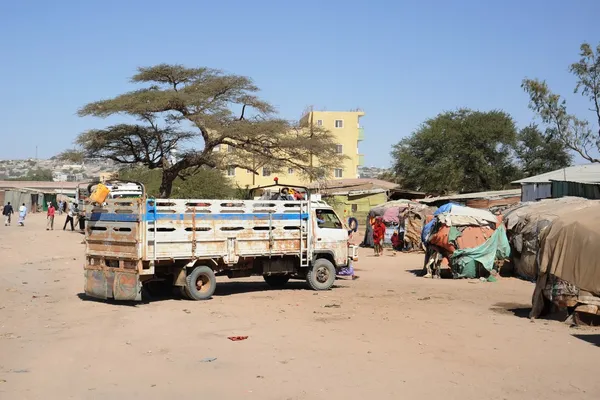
[
  {"x1": 334, "y1": 168, "x2": 343, "y2": 178},
  {"x1": 227, "y1": 145, "x2": 234, "y2": 153},
  {"x1": 317, "y1": 120, "x2": 323, "y2": 127},
  {"x1": 335, "y1": 120, "x2": 344, "y2": 128},
  {"x1": 351, "y1": 204, "x2": 358, "y2": 213},
  {"x1": 263, "y1": 168, "x2": 271, "y2": 177},
  {"x1": 213, "y1": 145, "x2": 221, "y2": 152},
  {"x1": 335, "y1": 144, "x2": 343, "y2": 154},
  {"x1": 288, "y1": 168, "x2": 294, "y2": 174},
  {"x1": 227, "y1": 167, "x2": 236, "y2": 176}
]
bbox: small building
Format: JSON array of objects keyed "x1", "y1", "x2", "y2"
[
  {"x1": 308, "y1": 178, "x2": 425, "y2": 222},
  {"x1": 419, "y1": 189, "x2": 521, "y2": 209},
  {"x1": 0, "y1": 181, "x2": 88, "y2": 212},
  {"x1": 512, "y1": 164, "x2": 600, "y2": 202}
]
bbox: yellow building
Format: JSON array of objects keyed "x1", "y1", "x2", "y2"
[{"x1": 227, "y1": 110, "x2": 365, "y2": 188}]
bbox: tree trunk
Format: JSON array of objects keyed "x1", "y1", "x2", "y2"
[{"x1": 159, "y1": 170, "x2": 176, "y2": 198}]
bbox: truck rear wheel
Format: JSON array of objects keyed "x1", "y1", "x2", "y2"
[
  {"x1": 307, "y1": 259, "x2": 336, "y2": 291},
  {"x1": 185, "y1": 266, "x2": 216, "y2": 300},
  {"x1": 263, "y1": 275, "x2": 290, "y2": 288}
]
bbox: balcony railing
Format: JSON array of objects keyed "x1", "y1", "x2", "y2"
[
  {"x1": 358, "y1": 127, "x2": 365, "y2": 141},
  {"x1": 358, "y1": 154, "x2": 365, "y2": 166}
]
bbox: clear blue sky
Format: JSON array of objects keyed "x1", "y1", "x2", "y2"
[{"x1": 1, "y1": 0, "x2": 598, "y2": 167}]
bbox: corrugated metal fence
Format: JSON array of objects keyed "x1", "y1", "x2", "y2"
[{"x1": 551, "y1": 180, "x2": 600, "y2": 200}]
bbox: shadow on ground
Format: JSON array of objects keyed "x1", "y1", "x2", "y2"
[
  {"x1": 407, "y1": 268, "x2": 454, "y2": 279},
  {"x1": 572, "y1": 334, "x2": 600, "y2": 347},
  {"x1": 490, "y1": 302, "x2": 571, "y2": 322},
  {"x1": 77, "y1": 280, "x2": 350, "y2": 304}
]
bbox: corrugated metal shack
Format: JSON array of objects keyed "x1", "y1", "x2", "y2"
[
  {"x1": 513, "y1": 164, "x2": 600, "y2": 202},
  {"x1": 308, "y1": 179, "x2": 425, "y2": 223},
  {"x1": 0, "y1": 181, "x2": 86, "y2": 212},
  {"x1": 419, "y1": 189, "x2": 521, "y2": 210}
]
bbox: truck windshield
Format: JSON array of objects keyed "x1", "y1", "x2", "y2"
[{"x1": 315, "y1": 209, "x2": 343, "y2": 229}]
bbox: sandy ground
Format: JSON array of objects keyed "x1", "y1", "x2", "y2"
[{"x1": 0, "y1": 214, "x2": 599, "y2": 400}]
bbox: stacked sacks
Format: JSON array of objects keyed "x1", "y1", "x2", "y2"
[{"x1": 423, "y1": 203, "x2": 510, "y2": 278}]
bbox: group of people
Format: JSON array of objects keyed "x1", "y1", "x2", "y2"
[
  {"x1": 2, "y1": 202, "x2": 27, "y2": 227},
  {"x1": 46, "y1": 201, "x2": 80, "y2": 231},
  {"x1": 2, "y1": 200, "x2": 81, "y2": 231}
]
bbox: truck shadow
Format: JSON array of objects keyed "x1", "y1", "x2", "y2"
[{"x1": 77, "y1": 281, "x2": 349, "y2": 304}]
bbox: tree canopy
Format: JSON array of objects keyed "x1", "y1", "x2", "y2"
[
  {"x1": 118, "y1": 166, "x2": 237, "y2": 199},
  {"x1": 522, "y1": 42, "x2": 600, "y2": 162},
  {"x1": 391, "y1": 109, "x2": 521, "y2": 194},
  {"x1": 66, "y1": 64, "x2": 344, "y2": 197},
  {"x1": 516, "y1": 124, "x2": 572, "y2": 177}
]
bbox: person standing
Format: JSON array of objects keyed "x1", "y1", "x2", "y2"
[
  {"x1": 58, "y1": 200, "x2": 64, "y2": 215},
  {"x1": 46, "y1": 202, "x2": 56, "y2": 230},
  {"x1": 18, "y1": 203, "x2": 27, "y2": 226},
  {"x1": 63, "y1": 203, "x2": 75, "y2": 231},
  {"x1": 372, "y1": 217, "x2": 386, "y2": 257},
  {"x1": 2, "y1": 202, "x2": 14, "y2": 226}
]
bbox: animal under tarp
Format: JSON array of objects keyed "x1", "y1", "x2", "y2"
[{"x1": 423, "y1": 203, "x2": 510, "y2": 279}]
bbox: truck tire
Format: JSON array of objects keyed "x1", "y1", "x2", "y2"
[
  {"x1": 185, "y1": 266, "x2": 216, "y2": 300},
  {"x1": 307, "y1": 259, "x2": 336, "y2": 291},
  {"x1": 263, "y1": 275, "x2": 290, "y2": 288}
]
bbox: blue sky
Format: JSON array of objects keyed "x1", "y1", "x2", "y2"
[{"x1": 1, "y1": 0, "x2": 598, "y2": 167}]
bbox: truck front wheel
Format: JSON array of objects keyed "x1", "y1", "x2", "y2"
[
  {"x1": 307, "y1": 259, "x2": 336, "y2": 291},
  {"x1": 185, "y1": 266, "x2": 216, "y2": 300}
]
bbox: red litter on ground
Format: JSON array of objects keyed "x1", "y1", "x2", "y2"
[{"x1": 227, "y1": 336, "x2": 249, "y2": 341}]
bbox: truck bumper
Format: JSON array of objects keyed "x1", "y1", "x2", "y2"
[
  {"x1": 349, "y1": 245, "x2": 359, "y2": 262},
  {"x1": 84, "y1": 267, "x2": 142, "y2": 301}
]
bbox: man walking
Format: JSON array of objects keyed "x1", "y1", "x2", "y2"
[
  {"x1": 63, "y1": 202, "x2": 75, "y2": 231},
  {"x1": 17, "y1": 203, "x2": 27, "y2": 227},
  {"x1": 3, "y1": 202, "x2": 14, "y2": 226},
  {"x1": 46, "y1": 202, "x2": 56, "y2": 230}
]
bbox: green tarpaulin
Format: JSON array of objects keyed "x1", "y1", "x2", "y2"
[{"x1": 450, "y1": 225, "x2": 510, "y2": 278}]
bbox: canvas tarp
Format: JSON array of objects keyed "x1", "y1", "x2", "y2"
[
  {"x1": 436, "y1": 205, "x2": 498, "y2": 227},
  {"x1": 503, "y1": 197, "x2": 598, "y2": 280},
  {"x1": 538, "y1": 205, "x2": 600, "y2": 295},
  {"x1": 451, "y1": 225, "x2": 511, "y2": 278},
  {"x1": 361, "y1": 199, "x2": 429, "y2": 247}
]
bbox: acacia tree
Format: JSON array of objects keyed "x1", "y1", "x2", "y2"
[
  {"x1": 522, "y1": 42, "x2": 600, "y2": 162},
  {"x1": 66, "y1": 64, "x2": 343, "y2": 197}
]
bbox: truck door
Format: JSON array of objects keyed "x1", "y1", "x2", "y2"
[{"x1": 313, "y1": 209, "x2": 348, "y2": 267}]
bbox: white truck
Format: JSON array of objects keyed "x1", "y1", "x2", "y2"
[{"x1": 83, "y1": 183, "x2": 358, "y2": 301}]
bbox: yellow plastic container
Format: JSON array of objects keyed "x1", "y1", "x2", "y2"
[{"x1": 89, "y1": 183, "x2": 110, "y2": 204}]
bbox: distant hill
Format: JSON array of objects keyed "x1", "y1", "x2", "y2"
[
  {"x1": 0, "y1": 158, "x2": 119, "y2": 181},
  {"x1": 358, "y1": 166, "x2": 390, "y2": 179}
]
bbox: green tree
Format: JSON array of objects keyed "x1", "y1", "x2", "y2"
[
  {"x1": 515, "y1": 124, "x2": 572, "y2": 177},
  {"x1": 522, "y1": 42, "x2": 600, "y2": 162},
  {"x1": 391, "y1": 109, "x2": 520, "y2": 194},
  {"x1": 64, "y1": 64, "x2": 344, "y2": 197},
  {"x1": 118, "y1": 166, "x2": 236, "y2": 199}
]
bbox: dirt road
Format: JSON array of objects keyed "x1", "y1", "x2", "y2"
[{"x1": 0, "y1": 214, "x2": 598, "y2": 399}]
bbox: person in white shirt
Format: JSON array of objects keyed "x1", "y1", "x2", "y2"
[
  {"x1": 63, "y1": 203, "x2": 75, "y2": 231},
  {"x1": 18, "y1": 203, "x2": 27, "y2": 226}
]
